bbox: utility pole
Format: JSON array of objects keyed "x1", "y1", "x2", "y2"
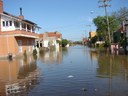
[{"x1": 99, "y1": 0, "x2": 111, "y2": 43}]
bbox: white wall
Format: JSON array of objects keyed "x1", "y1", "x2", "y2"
[
  {"x1": 1, "y1": 15, "x2": 15, "y2": 31},
  {"x1": 43, "y1": 40, "x2": 49, "y2": 47}
]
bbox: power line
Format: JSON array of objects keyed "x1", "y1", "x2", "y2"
[{"x1": 99, "y1": 0, "x2": 111, "y2": 43}]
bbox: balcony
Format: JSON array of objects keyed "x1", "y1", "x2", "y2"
[{"x1": 0, "y1": 30, "x2": 39, "y2": 39}]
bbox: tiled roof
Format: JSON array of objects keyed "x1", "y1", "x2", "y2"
[
  {"x1": 39, "y1": 34, "x2": 44, "y2": 38},
  {"x1": 47, "y1": 32, "x2": 62, "y2": 38},
  {"x1": 39, "y1": 32, "x2": 62, "y2": 39}
]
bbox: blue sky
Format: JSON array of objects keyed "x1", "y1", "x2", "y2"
[{"x1": 3, "y1": 0, "x2": 128, "y2": 41}]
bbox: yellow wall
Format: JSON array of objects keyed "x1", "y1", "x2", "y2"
[{"x1": 89, "y1": 32, "x2": 97, "y2": 38}]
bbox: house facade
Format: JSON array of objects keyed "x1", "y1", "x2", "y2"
[
  {"x1": 0, "y1": 0, "x2": 40, "y2": 58},
  {"x1": 36, "y1": 32, "x2": 62, "y2": 49}
]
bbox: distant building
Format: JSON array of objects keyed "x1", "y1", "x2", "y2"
[
  {"x1": 89, "y1": 31, "x2": 97, "y2": 38},
  {"x1": 82, "y1": 38, "x2": 88, "y2": 45},
  {"x1": 36, "y1": 32, "x2": 62, "y2": 48},
  {"x1": 0, "y1": 0, "x2": 40, "y2": 58}
]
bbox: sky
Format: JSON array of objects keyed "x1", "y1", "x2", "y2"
[{"x1": 3, "y1": 0, "x2": 128, "y2": 41}]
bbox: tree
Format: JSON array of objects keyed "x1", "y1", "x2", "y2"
[
  {"x1": 93, "y1": 15, "x2": 119, "y2": 41},
  {"x1": 112, "y1": 7, "x2": 128, "y2": 25},
  {"x1": 61, "y1": 39, "x2": 69, "y2": 47},
  {"x1": 91, "y1": 36, "x2": 98, "y2": 44},
  {"x1": 93, "y1": 16, "x2": 107, "y2": 40}
]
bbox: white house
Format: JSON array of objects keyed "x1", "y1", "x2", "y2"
[{"x1": 36, "y1": 32, "x2": 62, "y2": 49}]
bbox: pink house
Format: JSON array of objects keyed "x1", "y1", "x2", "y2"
[{"x1": 0, "y1": 0, "x2": 40, "y2": 58}]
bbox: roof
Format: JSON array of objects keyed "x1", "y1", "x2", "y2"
[
  {"x1": 47, "y1": 32, "x2": 62, "y2": 38},
  {"x1": 2, "y1": 11, "x2": 37, "y2": 25},
  {"x1": 38, "y1": 32, "x2": 62, "y2": 39},
  {"x1": 39, "y1": 34, "x2": 44, "y2": 38}
]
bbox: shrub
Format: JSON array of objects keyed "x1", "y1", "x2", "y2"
[{"x1": 61, "y1": 39, "x2": 69, "y2": 47}]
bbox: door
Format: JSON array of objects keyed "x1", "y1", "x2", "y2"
[{"x1": 18, "y1": 40, "x2": 22, "y2": 53}]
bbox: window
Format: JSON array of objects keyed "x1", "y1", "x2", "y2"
[
  {"x1": 6, "y1": 21, "x2": 8, "y2": 26},
  {"x1": 22, "y1": 23, "x2": 26, "y2": 29},
  {"x1": 9, "y1": 21, "x2": 12, "y2": 26},
  {"x1": 32, "y1": 26, "x2": 35, "y2": 32},
  {"x1": 27, "y1": 24, "x2": 31, "y2": 31},
  {"x1": 2, "y1": 21, "x2": 13, "y2": 27},
  {"x1": 14, "y1": 21, "x2": 20, "y2": 28},
  {"x1": 2, "y1": 21, "x2": 5, "y2": 27}
]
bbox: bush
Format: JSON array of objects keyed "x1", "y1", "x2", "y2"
[
  {"x1": 61, "y1": 39, "x2": 69, "y2": 47},
  {"x1": 104, "y1": 41, "x2": 110, "y2": 48}
]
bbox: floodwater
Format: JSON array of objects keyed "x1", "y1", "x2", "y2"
[{"x1": 0, "y1": 46, "x2": 128, "y2": 96}]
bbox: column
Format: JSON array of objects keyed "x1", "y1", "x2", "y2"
[{"x1": 19, "y1": 22, "x2": 22, "y2": 30}]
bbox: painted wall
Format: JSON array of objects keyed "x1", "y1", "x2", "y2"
[
  {"x1": 1, "y1": 15, "x2": 15, "y2": 31},
  {"x1": 43, "y1": 40, "x2": 49, "y2": 48},
  {"x1": 0, "y1": 35, "x2": 35, "y2": 57}
]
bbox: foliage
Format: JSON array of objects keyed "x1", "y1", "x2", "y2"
[
  {"x1": 93, "y1": 15, "x2": 119, "y2": 41},
  {"x1": 120, "y1": 37, "x2": 127, "y2": 48},
  {"x1": 104, "y1": 41, "x2": 110, "y2": 48},
  {"x1": 73, "y1": 41, "x2": 82, "y2": 45},
  {"x1": 91, "y1": 36, "x2": 98, "y2": 44},
  {"x1": 61, "y1": 39, "x2": 69, "y2": 47},
  {"x1": 93, "y1": 16, "x2": 107, "y2": 38},
  {"x1": 113, "y1": 32, "x2": 121, "y2": 43}
]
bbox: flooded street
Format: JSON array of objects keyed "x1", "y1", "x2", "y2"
[{"x1": 0, "y1": 46, "x2": 128, "y2": 96}]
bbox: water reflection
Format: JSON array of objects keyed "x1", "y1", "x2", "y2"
[
  {"x1": 91, "y1": 49, "x2": 128, "y2": 96},
  {"x1": 90, "y1": 49, "x2": 99, "y2": 60},
  {"x1": 27, "y1": 46, "x2": 128, "y2": 96},
  {"x1": 97, "y1": 54, "x2": 128, "y2": 78},
  {"x1": 62, "y1": 47, "x2": 69, "y2": 56},
  {"x1": 0, "y1": 56, "x2": 40, "y2": 96},
  {"x1": 39, "y1": 48, "x2": 63, "y2": 64}
]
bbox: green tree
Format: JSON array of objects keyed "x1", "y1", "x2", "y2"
[
  {"x1": 61, "y1": 39, "x2": 69, "y2": 47},
  {"x1": 91, "y1": 36, "x2": 98, "y2": 44},
  {"x1": 93, "y1": 15, "x2": 119, "y2": 42}
]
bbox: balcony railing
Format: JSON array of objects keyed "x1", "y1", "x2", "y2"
[{"x1": 0, "y1": 30, "x2": 39, "y2": 38}]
